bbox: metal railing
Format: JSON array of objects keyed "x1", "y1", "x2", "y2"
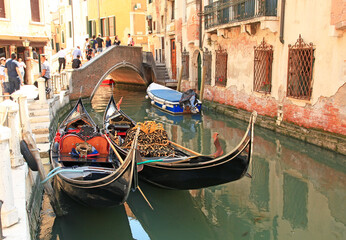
[{"x1": 204, "y1": 0, "x2": 278, "y2": 29}]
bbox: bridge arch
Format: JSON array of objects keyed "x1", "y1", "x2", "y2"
[
  {"x1": 90, "y1": 61, "x2": 146, "y2": 99},
  {"x1": 69, "y1": 46, "x2": 148, "y2": 100}
]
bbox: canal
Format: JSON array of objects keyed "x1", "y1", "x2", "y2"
[{"x1": 39, "y1": 85, "x2": 346, "y2": 240}]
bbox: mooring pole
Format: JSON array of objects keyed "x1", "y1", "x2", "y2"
[
  {"x1": 0, "y1": 200, "x2": 4, "y2": 240},
  {"x1": 23, "y1": 132, "x2": 65, "y2": 217},
  {"x1": 177, "y1": 66, "x2": 183, "y2": 92}
]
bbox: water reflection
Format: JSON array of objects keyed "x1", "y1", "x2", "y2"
[{"x1": 42, "y1": 86, "x2": 346, "y2": 239}]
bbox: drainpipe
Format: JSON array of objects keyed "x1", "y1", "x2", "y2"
[
  {"x1": 199, "y1": 0, "x2": 202, "y2": 49},
  {"x1": 0, "y1": 200, "x2": 3, "y2": 240},
  {"x1": 71, "y1": 0, "x2": 75, "y2": 47},
  {"x1": 279, "y1": 0, "x2": 286, "y2": 44}
]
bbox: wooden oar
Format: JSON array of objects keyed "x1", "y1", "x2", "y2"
[
  {"x1": 169, "y1": 141, "x2": 202, "y2": 156},
  {"x1": 103, "y1": 132, "x2": 154, "y2": 210}
]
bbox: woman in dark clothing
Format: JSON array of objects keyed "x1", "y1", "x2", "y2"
[
  {"x1": 106, "y1": 36, "x2": 112, "y2": 48},
  {"x1": 113, "y1": 35, "x2": 121, "y2": 46}
]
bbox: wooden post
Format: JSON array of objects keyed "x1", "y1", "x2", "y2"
[
  {"x1": 23, "y1": 132, "x2": 65, "y2": 217},
  {"x1": 200, "y1": 66, "x2": 206, "y2": 100},
  {"x1": 177, "y1": 65, "x2": 183, "y2": 92}
]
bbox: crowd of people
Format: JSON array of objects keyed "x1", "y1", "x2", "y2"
[{"x1": 0, "y1": 34, "x2": 135, "y2": 98}]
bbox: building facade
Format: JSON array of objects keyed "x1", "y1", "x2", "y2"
[
  {"x1": 0, "y1": 0, "x2": 52, "y2": 84},
  {"x1": 87, "y1": 0, "x2": 148, "y2": 50},
  {"x1": 154, "y1": 0, "x2": 345, "y2": 137},
  {"x1": 52, "y1": 0, "x2": 89, "y2": 52}
]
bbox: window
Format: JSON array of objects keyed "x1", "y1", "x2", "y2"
[
  {"x1": 148, "y1": 0, "x2": 152, "y2": 3},
  {"x1": 0, "y1": 0, "x2": 6, "y2": 18},
  {"x1": 109, "y1": 16, "x2": 116, "y2": 36},
  {"x1": 182, "y1": 49, "x2": 189, "y2": 79},
  {"x1": 153, "y1": 21, "x2": 156, "y2": 31},
  {"x1": 171, "y1": 1, "x2": 175, "y2": 20},
  {"x1": 101, "y1": 18, "x2": 106, "y2": 36},
  {"x1": 60, "y1": 15, "x2": 64, "y2": 24},
  {"x1": 287, "y1": 35, "x2": 314, "y2": 100},
  {"x1": 204, "y1": 50, "x2": 212, "y2": 85},
  {"x1": 161, "y1": 15, "x2": 164, "y2": 29},
  {"x1": 69, "y1": 21, "x2": 72, "y2": 38},
  {"x1": 215, "y1": 50, "x2": 227, "y2": 87},
  {"x1": 31, "y1": 0, "x2": 40, "y2": 22},
  {"x1": 254, "y1": 39, "x2": 273, "y2": 94},
  {"x1": 56, "y1": 28, "x2": 59, "y2": 34},
  {"x1": 61, "y1": 31, "x2": 65, "y2": 43}
]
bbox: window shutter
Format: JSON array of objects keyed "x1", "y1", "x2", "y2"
[
  {"x1": 0, "y1": 0, "x2": 6, "y2": 18},
  {"x1": 30, "y1": 0, "x2": 40, "y2": 22}
]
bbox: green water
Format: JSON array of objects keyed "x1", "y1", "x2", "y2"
[{"x1": 41, "y1": 86, "x2": 346, "y2": 240}]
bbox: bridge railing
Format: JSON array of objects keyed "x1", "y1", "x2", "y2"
[{"x1": 51, "y1": 71, "x2": 70, "y2": 94}]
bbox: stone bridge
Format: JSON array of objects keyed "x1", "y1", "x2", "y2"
[{"x1": 69, "y1": 46, "x2": 154, "y2": 100}]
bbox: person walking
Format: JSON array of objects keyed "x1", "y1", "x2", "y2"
[
  {"x1": 106, "y1": 36, "x2": 112, "y2": 48},
  {"x1": 72, "y1": 55, "x2": 82, "y2": 69},
  {"x1": 127, "y1": 33, "x2": 134, "y2": 46},
  {"x1": 0, "y1": 57, "x2": 6, "y2": 94},
  {"x1": 96, "y1": 34, "x2": 104, "y2": 54},
  {"x1": 18, "y1": 57, "x2": 26, "y2": 82},
  {"x1": 90, "y1": 35, "x2": 97, "y2": 57},
  {"x1": 86, "y1": 45, "x2": 93, "y2": 61},
  {"x1": 57, "y1": 47, "x2": 66, "y2": 73},
  {"x1": 40, "y1": 55, "x2": 51, "y2": 96},
  {"x1": 113, "y1": 35, "x2": 121, "y2": 45},
  {"x1": 83, "y1": 38, "x2": 90, "y2": 59},
  {"x1": 4, "y1": 53, "x2": 23, "y2": 94},
  {"x1": 72, "y1": 46, "x2": 82, "y2": 60}
]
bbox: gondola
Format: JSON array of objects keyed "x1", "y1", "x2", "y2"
[
  {"x1": 49, "y1": 98, "x2": 138, "y2": 207},
  {"x1": 146, "y1": 83, "x2": 202, "y2": 114},
  {"x1": 104, "y1": 95, "x2": 256, "y2": 190}
]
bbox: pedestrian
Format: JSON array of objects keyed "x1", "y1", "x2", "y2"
[
  {"x1": 18, "y1": 57, "x2": 26, "y2": 82},
  {"x1": 127, "y1": 33, "x2": 134, "y2": 46},
  {"x1": 72, "y1": 55, "x2": 82, "y2": 69},
  {"x1": 32, "y1": 48, "x2": 38, "y2": 60},
  {"x1": 113, "y1": 35, "x2": 121, "y2": 45},
  {"x1": 106, "y1": 36, "x2": 112, "y2": 48},
  {"x1": 90, "y1": 35, "x2": 97, "y2": 57},
  {"x1": 57, "y1": 47, "x2": 66, "y2": 73},
  {"x1": 4, "y1": 53, "x2": 23, "y2": 94},
  {"x1": 86, "y1": 45, "x2": 93, "y2": 61},
  {"x1": 40, "y1": 55, "x2": 51, "y2": 96},
  {"x1": 0, "y1": 57, "x2": 6, "y2": 92},
  {"x1": 96, "y1": 34, "x2": 104, "y2": 54},
  {"x1": 72, "y1": 46, "x2": 82, "y2": 60},
  {"x1": 83, "y1": 38, "x2": 89, "y2": 59}
]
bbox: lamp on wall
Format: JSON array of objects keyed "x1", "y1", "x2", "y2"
[{"x1": 22, "y1": 39, "x2": 30, "y2": 47}]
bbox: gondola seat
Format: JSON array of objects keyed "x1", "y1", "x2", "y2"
[{"x1": 60, "y1": 134, "x2": 109, "y2": 155}]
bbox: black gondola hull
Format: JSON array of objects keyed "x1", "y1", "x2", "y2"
[{"x1": 138, "y1": 149, "x2": 250, "y2": 190}]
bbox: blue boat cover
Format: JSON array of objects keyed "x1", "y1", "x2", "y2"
[{"x1": 150, "y1": 89, "x2": 182, "y2": 102}]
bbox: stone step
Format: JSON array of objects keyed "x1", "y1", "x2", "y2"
[
  {"x1": 37, "y1": 143, "x2": 50, "y2": 158},
  {"x1": 31, "y1": 122, "x2": 50, "y2": 133},
  {"x1": 35, "y1": 134, "x2": 49, "y2": 144},
  {"x1": 30, "y1": 116, "x2": 50, "y2": 124},
  {"x1": 32, "y1": 128, "x2": 49, "y2": 135},
  {"x1": 29, "y1": 109, "x2": 50, "y2": 117},
  {"x1": 27, "y1": 102, "x2": 49, "y2": 111}
]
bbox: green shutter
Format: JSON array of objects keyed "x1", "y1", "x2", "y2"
[
  {"x1": 100, "y1": 19, "x2": 103, "y2": 37},
  {"x1": 93, "y1": 20, "x2": 96, "y2": 36},
  {"x1": 106, "y1": 18, "x2": 109, "y2": 36},
  {"x1": 113, "y1": 16, "x2": 116, "y2": 35}
]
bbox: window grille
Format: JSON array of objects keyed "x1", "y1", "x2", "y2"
[
  {"x1": 254, "y1": 38, "x2": 273, "y2": 94},
  {"x1": 203, "y1": 50, "x2": 212, "y2": 85},
  {"x1": 215, "y1": 50, "x2": 227, "y2": 87},
  {"x1": 287, "y1": 35, "x2": 314, "y2": 100},
  {"x1": 182, "y1": 49, "x2": 189, "y2": 79}
]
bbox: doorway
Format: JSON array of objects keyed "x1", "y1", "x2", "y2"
[{"x1": 170, "y1": 38, "x2": 176, "y2": 79}]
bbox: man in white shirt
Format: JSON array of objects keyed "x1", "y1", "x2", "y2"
[
  {"x1": 72, "y1": 46, "x2": 82, "y2": 60},
  {"x1": 127, "y1": 33, "x2": 134, "y2": 46},
  {"x1": 57, "y1": 48, "x2": 66, "y2": 73}
]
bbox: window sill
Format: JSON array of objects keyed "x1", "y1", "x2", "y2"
[
  {"x1": 286, "y1": 96, "x2": 312, "y2": 107},
  {"x1": 30, "y1": 21, "x2": 45, "y2": 26},
  {"x1": 0, "y1": 18, "x2": 10, "y2": 22}
]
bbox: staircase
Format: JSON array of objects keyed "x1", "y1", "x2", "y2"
[
  {"x1": 27, "y1": 100, "x2": 51, "y2": 159},
  {"x1": 155, "y1": 63, "x2": 177, "y2": 88}
]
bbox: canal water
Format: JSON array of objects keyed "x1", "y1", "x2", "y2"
[{"x1": 39, "y1": 85, "x2": 346, "y2": 240}]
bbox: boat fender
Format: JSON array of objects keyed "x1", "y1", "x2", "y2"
[
  {"x1": 145, "y1": 95, "x2": 149, "y2": 99},
  {"x1": 151, "y1": 100, "x2": 154, "y2": 105},
  {"x1": 20, "y1": 140, "x2": 38, "y2": 171},
  {"x1": 162, "y1": 104, "x2": 166, "y2": 109}
]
